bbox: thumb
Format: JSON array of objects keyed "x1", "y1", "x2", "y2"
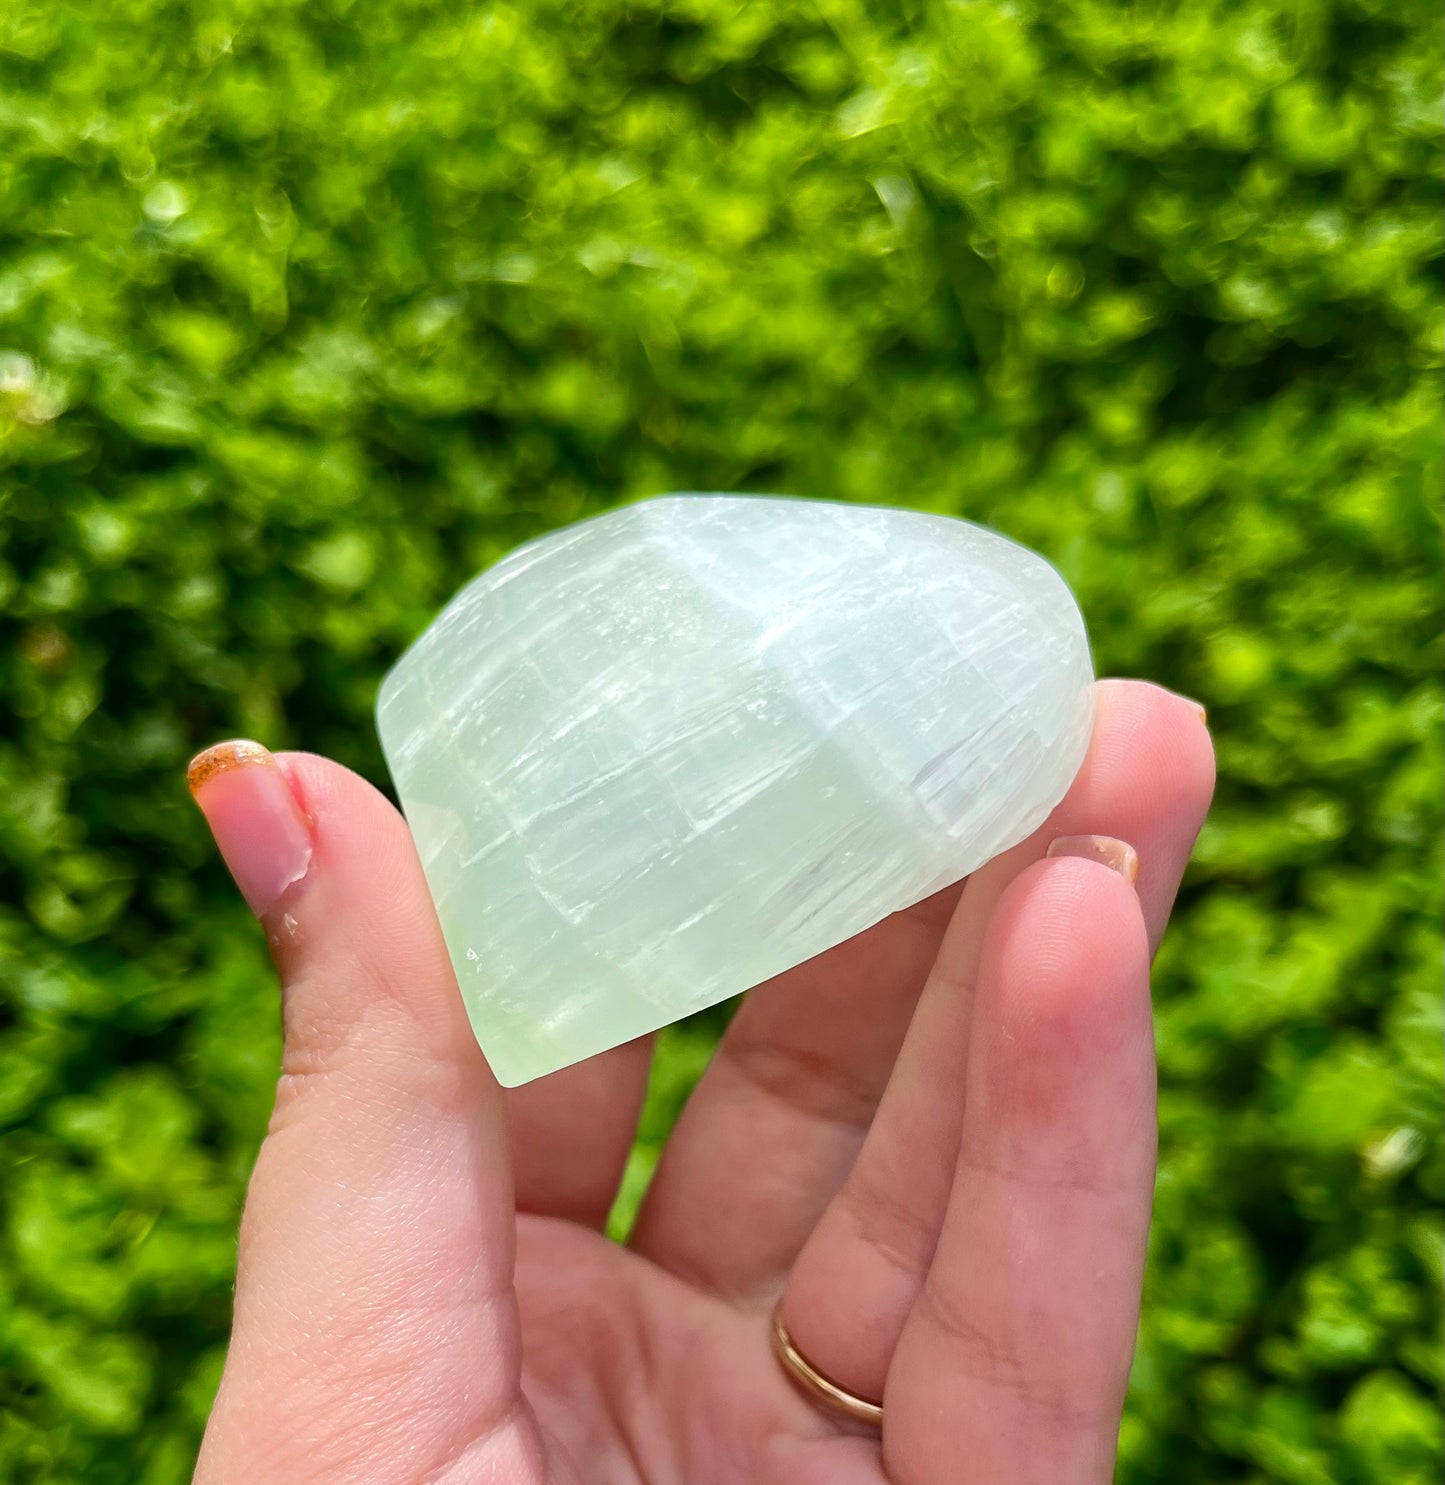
[{"x1": 187, "y1": 742, "x2": 530, "y2": 1484}]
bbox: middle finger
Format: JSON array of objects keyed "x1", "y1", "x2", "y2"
[{"x1": 629, "y1": 878, "x2": 962, "y2": 1297}]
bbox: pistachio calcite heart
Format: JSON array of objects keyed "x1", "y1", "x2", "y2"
[{"x1": 376, "y1": 496, "x2": 1094, "y2": 1086}]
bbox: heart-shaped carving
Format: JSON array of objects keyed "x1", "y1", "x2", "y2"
[{"x1": 378, "y1": 495, "x2": 1094, "y2": 1085}]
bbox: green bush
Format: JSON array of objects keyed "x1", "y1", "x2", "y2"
[{"x1": 1, "y1": 0, "x2": 1440, "y2": 1479}]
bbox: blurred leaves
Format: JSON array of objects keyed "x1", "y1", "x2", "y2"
[{"x1": 1, "y1": 0, "x2": 1441, "y2": 1479}]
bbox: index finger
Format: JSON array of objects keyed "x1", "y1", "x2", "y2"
[
  {"x1": 779, "y1": 680, "x2": 1214, "y2": 1400},
  {"x1": 883, "y1": 853, "x2": 1154, "y2": 1484}
]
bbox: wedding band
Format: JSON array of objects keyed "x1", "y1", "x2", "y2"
[{"x1": 771, "y1": 1303, "x2": 884, "y2": 1428}]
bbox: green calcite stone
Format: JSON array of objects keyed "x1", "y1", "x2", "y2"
[{"x1": 377, "y1": 495, "x2": 1094, "y2": 1085}]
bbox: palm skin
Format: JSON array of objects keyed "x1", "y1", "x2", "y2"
[{"x1": 191, "y1": 680, "x2": 1213, "y2": 1485}]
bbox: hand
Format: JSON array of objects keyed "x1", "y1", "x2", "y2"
[{"x1": 190, "y1": 678, "x2": 1213, "y2": 1485}]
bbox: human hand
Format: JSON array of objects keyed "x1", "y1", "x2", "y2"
[{"x1": 190, "y1": 678, "x2": 1213, "y2": 1485}]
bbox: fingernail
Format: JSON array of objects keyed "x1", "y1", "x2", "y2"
[
  {"x1": 1170, "y1": 689, "x2": 1208, "y2": 726},
  {"x1": 187, "y1": 740, "x2": 313, "y2": 917},
  {"x1": 1046, "y1": 834, "x2": 1140, "y2": 885}
]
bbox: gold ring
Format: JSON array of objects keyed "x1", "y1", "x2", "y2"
[{"x1": 771, "y1": 1302, "x2": 884, "y2": 1428}]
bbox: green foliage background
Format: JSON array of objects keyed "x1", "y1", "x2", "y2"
[{"x1": 1, "y1": 0, "x2": 1441, "y2": 1479}]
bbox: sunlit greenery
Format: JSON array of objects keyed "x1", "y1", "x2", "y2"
[{"x1": 1, "y1": 0, "x2": 1441, "y2": 1480}]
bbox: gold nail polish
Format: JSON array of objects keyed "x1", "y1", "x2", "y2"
[
  {"x1": 1045, "y1": 833, "x2": 1140, "y2": 884},
  {"x1": 187, "y1": 738, "x2": 274, "y2": 797}
]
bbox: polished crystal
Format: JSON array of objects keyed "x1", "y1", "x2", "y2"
[{"x1": 377, "y1": 495, "x2": 1094, "y2": 1086}]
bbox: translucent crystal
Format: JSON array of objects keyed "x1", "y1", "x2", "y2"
[{"x1": 376, "y1": 496, "x2": 1094, "y2": 1086}]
